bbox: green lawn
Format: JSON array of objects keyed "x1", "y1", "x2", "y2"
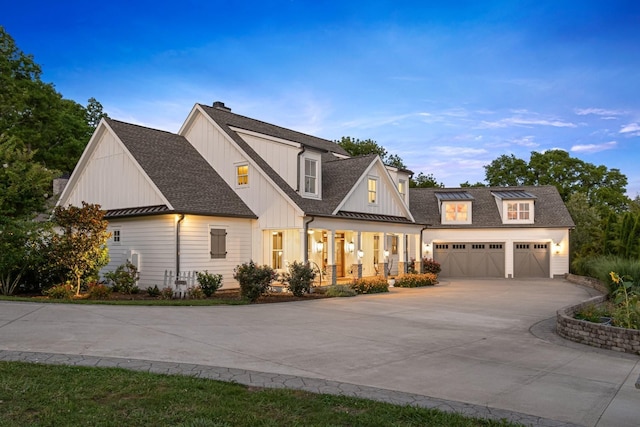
[{"x1": 0, "y1": 362, "x2": 519, "y2": 426}]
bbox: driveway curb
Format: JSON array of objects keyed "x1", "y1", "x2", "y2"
[{"x1": 0, "y1": 349, "x2": 581, "y2": 427}]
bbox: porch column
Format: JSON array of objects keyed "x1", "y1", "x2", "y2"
[
  {"x1": 299, "y1": 229, "x2": 307, "y2": 263},
  {"x1": 354, "y1": 231, "x2": 363, "y2": 278},
  {"x1": 326, "y1": 230, "x2": 336, "y2": 285},
  {"x1": 398, "y1": 233, "x2": 406, "y2": 275},
  {"x1": 413, "y1": 234, "x2": 422, "y2": 273},
  {"x1": 381, "y1": 232, "x2": 388, "y2": 278}
]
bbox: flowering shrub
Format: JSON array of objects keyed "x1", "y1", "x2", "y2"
[
  {"x1": 196, "y1": 270, "x2": 223, "y2": 297},
  {"x1": 394, "y1": 273, "x2": 438, "y2": 288},
  {"x1": 160, "y1": 287, "x2": 174, "y2": 300},
  {"x1": 44, "y1": 283, "x2": 74, "y2": 299},
  {"x1": 350, "y1": 276, "x2": 389, "y2": 294},
  {"x1": 234, "y1": 260, "x2": 276, "y2": 302},
  {"x1": 187, "y1": 285, "x2": 205, "y2": 299},
  {"x1": 104, "y1": 260, "x2": 139, "y2": 294},
  {"x1": 87, "y1": 283, "x2": 112, "y2": 300},
  {"x1": 281, "y1": 261, "x2": 316, "y2": 297},
  {"x1": 422, "y1": 258, "x2": 441, "y2": 275}
]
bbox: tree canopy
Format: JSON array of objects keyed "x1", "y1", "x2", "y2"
[
  {"x1": 484, "y1": 150, "x2": 629, "y2": 213},
  {"x1": 336, "y1": 136, "x2": 407, "y2": 169},
  {"x1": 0, "y1": 26, "x2": 106, "y2": 174},
  {"x1": 410, "y1": 172, "x2": 443, "y2": 188}
]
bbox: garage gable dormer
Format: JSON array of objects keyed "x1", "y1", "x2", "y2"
[
  {"x1": 435, "y1": 191, "x2": 474, "y2": 225},
  {"x1": 492, "y1": 190, "x2": 536, "y2": 224}
]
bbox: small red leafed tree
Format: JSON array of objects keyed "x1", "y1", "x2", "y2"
[{"x1": 49, "y1": 202, "x2": 110, "y2": 296}]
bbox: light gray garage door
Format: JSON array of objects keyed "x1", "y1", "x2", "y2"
[
  {"x1": 513, "y1": 243, "x2": 550, "y2": 278},
  {"x1": 434, "y1": 243, "x2": 505, "y2": 277}
]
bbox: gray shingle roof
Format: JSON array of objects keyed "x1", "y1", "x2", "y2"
[
  {"x1": 200, "y1": 104, "x2": 392, "y2": 219},
  {"x1": 410, "y1": 185, "x2": 574, "y2": 228},
  {"x1": 106, "y1": 118, "x2": 256, "y2": 219}
]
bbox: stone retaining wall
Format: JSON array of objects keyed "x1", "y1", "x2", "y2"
[{"x1": 557, "y1": 275, "x2": 640, "y2": 355}]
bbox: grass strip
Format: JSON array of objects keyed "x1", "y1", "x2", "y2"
[{"x1": 0, "y1": 361, "x2": 519, "y2": 427}]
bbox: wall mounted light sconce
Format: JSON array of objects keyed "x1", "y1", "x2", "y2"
[
  {"x1": 383, "y1": 250, "x2": 390, "y2": 258},
  {"x1": 423, "y1": 243, "x2": 431, "y2": 253},
  {"x1": 554, "y1": 241, "x2": 561, "y2": 254},
  {"x1": 357, "y1": 249, "x2": 364, "y2": 259},
  {"x1": 315, "y1": 241, "x2": 324, "y2": 253},
  {"x1": 346, "y1": 241, "x2": 355, "y2": 253}
]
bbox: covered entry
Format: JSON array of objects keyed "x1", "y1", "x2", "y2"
[
  {"x1": 434, "y1": 242, "x2": 505, "y2": 277},
  {"x1": 513, "y1": 243, "x2": 550, "y2": 278}
]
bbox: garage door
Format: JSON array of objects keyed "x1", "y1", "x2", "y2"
[
  {"x1": 433, "y1": 243, "x2": 505, "y2": 277},
  {"x1": 513, "y1": 243, "x2": 550, "y2": 278}
]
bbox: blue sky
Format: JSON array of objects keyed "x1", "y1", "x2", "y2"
[{"x1": 4, "y1": 1, "x2": 640, "y2": 195}]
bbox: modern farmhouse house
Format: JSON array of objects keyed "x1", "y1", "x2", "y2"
[{"x1": 57, "y1": 101, "x2": 574, "y2": 288}]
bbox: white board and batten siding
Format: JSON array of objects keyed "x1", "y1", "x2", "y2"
[
  {"x1": 64, "y1": 129, "x2": 165, "y2": 210},
  {"x1": 340, "y1": 162, "x2": 408, "y2": 217},
  {"x1": 425, "y1": 228, "x2": 570, "y2": 278},
  {"x1": 182, "y1": 111, "x2": 302, "y2": 230}
]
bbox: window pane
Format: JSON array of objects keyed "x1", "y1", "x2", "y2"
[
  {"x1": 272, "y1": 232, "x2": 283, "y2": 269},
  {"x1": 368, "y1": 179, "x2": 377, "y2": 203},
  {"x1": 237, "y1": 165, "x2": 248, "y2": 186},
  {"x1": 457, "y1": 204, "x2": 468, "y2": 221}
]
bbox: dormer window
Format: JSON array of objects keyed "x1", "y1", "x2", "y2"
[
  {"x1": 492, "y1": 190, "x2": 536, "y2": 224},
  {"x1": 435, "y1": 191, "x2": 474, "y2": 224},
  {"x1": 304, "y1": 159, "x2": 317, "y2": 194},
  {"x1": 398, "y1": 179, "x2": 406, "y2": 199}
]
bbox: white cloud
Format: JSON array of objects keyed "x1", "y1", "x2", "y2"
[
  {"x1": 479, "y1": 116, "x2": 577, "y2": 129},
  {"x1": 510, "y1": 136, "x2": 538, "y2": 148},
  {"x1": 431, "y1": 146, "x2": 487, "y2": 156},
  {"x1": 571, "y1": 141, "x2": 617, "y2": 153},
  {"x1": 620, "y1": 123, "x2": 640, "y2": 135},
  {"x1": 575, "y1": 108, "x2": 625, "y2": 117}
]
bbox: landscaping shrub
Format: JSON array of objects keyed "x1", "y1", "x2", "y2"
[
  {"x1": 572, "y1": 255, "x2": 640, "y2": 292},
  {"x1": 281, "y1": 261, "x2": 316, "y2": 297},
  {"x1": 87, "y1": 283, "x2": 112, "y2": 300},
  {"x1": 103, "y1": 260, "x2": 140, "y2": 294},
  {"x1": 187, "y1": 286, "x2": 205, "y2": 299},
  {"x1": 44, "y1": 283, "x2": 74, "y2": 299},
  {"x1": 394, "y1": 273, "x2": 438, "y2": 288},
  {"x1": 196, "y1": 270, "x2": 223, "y2": 297},
  {"x1": 160, "y1": 287, "x2": 174, "y2": 300},
  {"x1": 350, "y1": 276, "x2": 389, "y2": 294},
  {"x1": 421, "y1": 258, "x2": 441, "y2": 275},
  {"x1": 609, "y1": 272, "x2": 640, "y2": 329},
  {"x1": 324, "y1": 284, "x2": 356, "y2": 297},
  {"x1": 233, "y1": 260, "x2": 276, "y2": 302},
  {"x1": 574, "y1": 303, "x2": 611, "y2": 323},
  {"x1": 146, "y1": 285, "x2": 161, "y2": 297}
]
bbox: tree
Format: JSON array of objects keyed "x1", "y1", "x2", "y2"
[
  {"x1": 48, "y1": 202, "x2": 110, "y2": 296},
  {"x1": 0, "y1": 26, "x2": 107, "y2": 173},
  {"x1": 460, "y1": 181, "x2": 486, "y2": 188},
  {"x1": 484, "y1": 150, "x2": 629, "y2": 213},
  {"x1": 410, "y1": 172, "x2": 443, "y2": 188},
  {"x1": 565, "y1": 192, "x2": 602, "y2": 260},
  {"x1": 336, "y1": 136, "x2": 407, "y2": 169}
]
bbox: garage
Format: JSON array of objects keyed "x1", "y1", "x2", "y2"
[
  {"x1": 513, "y1": 243, "x2": 550, "y2": 278},
  {"x1": 434, "y1": 242, "x2": 505, "y2": 277}
]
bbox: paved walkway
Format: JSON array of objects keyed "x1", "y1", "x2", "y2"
[{"x1": 1, "y1": 279, "x2": 639, "y2": 426}]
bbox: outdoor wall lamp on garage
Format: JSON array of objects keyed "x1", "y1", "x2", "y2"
[
  {"x1": 423, "y1": 243, "x2": 431, "y2": 254},
  {"x1": 554, "y1": 242, "x2": 561, "y2": 254}
]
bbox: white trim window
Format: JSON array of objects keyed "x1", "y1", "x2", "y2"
[
  {"x1": 236, "y1": 164, "x2": 249, "y2": 187},
  {"x1": 507, "y1": 202, "x2": 531, "y2": 221},
  {"x1": 368, "y1": 178, "x2": 377, "y2": 204},
  {"x1": 398, "y1": 179, "x2": 406, "y2": 199},
  {"x1": 443, "y1": 202, "x2": 471, "y2": 224},
  {"x1": 272, "y1": 231, "x2": 283, "y2": 269},
  {"x1": 304, "y1": 158, "x2": 317, "y2": 195},
  {"x1": 112, "y1": 229, "x2": 121, "y2": 245}
]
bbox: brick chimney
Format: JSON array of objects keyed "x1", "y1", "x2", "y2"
[{"x1": 212, "y1": 101, "x2": 231, "y2": 112}]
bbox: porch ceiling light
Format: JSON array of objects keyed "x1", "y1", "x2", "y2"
[{"x1": 307, "y1": 229, "x2": 315, "y2": 235}]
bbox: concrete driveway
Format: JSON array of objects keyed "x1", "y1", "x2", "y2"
[{"x1": 1, "y1": 278, "x2": 638, "y2": 426}]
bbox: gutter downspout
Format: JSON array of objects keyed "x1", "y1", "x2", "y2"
[
  {"x1": 303, "y1": 216, "x2": 315, "y2": 264},
  {"x1": 176, "y1": 214, "x2": 185, "y2": 281},
  {"x1": 420, "y1": 224, "x2": 430, "y2": 262},
  {"x1": 296, "y1": 146, "x2": 306, "y2": 193}
]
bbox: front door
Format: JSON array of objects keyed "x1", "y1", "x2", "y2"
[{"x1": 335, "y1": 233, "x2": 345, "y2": 277}]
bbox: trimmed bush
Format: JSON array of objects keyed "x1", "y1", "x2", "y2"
[
  {"x1": 421, "y1": 258, "x2": 441, "y2": 275},
  {"x1": 325, "y1": 284, "x2": 357, "y2": 297},
  {"x1": 350, "y1": 276, "x2": 389, "y2": 294},
  {"x1": 394, "y1": 273, "x2": 438, "y2": 288},
  {"x1": 87, "y1": 283, "x2": 112, "y2": 300},
  {"x1": 146, "y1": 285, "x2": 161, "y2": 297},
  {"x1": 281, "y1": 261, "x2": 316, "y2": 297},
  {"x1": 233, "y1": 260, "x2": 277, "y2": 302},
  {"x1": 160, "y1": 287, "x2": 174, "y2": 300},
  {"x1": 187, "y1": 286, "x2": 205, "y2": 299},
  {"x1": 104, "y1": 260, "x2": 140, "y2": 294},
  {"x1": 196, "y1": 270, "x2": 223, "y2": 297},
  {"x1": 44, "y1": 283, "x2": 74, "y2": 299}
]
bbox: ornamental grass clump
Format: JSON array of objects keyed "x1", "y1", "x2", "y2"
[
  {"x1": 350, "y1": 276, "x2": 389, "y2": 294},
  {"x1": 325, "y1": 284, "x2": 357, "y2": 297},
  {"x1": 233, "y1": 260, "x2": 276, "y2": 302},
  {"x1": 394, "y1": 273, "x2": 438, "y2": 288}
]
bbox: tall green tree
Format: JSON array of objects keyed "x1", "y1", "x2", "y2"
[
  {"x1": 0, "y1": 26, "x2": 106, "y2": 173},
  {"x1": 484, "y1": 149, "x2": 629, "y2": 213},
  {"x1": 410, "y1": 172, "x2": 443, "y2": 188},
  {"x1": 336, "y1": 136, "x2": 407, "y2": 169},
  {"x1": 48, "y1": 202, "x2": 110, "y2": 296},
  {"x1": 565, "y1": 192, "x2": 602, "y2": 260}
]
